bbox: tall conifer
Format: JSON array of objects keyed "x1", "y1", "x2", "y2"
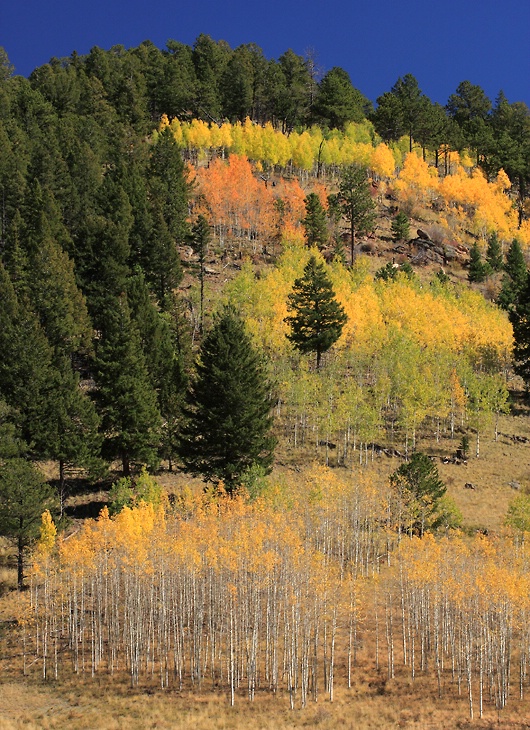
[
  {"x1": 95, "y1": 296, "x2": 161, "y2": 475},
  {"x1": 285, "y1": 256, "x2": 347, "y2": 370},
  {"x1": 179, "y1": 305, "x2": 276, "y2": 491}
]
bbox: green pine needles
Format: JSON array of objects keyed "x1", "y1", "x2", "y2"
[
  {"x1": 179, "y1": 305, "x2": 276, "y2": 493},
  {"x1": 285, "y1": 256, "x2": 347, "y2": 370}
]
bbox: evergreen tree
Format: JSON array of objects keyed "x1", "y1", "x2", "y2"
[
  {"x1": 285, "y1": 256, "x2": 347, "y2": 369},
  {"x1": 375, "y1": 261, "x2": 415, "y2": 282},
  {"x1": 275, "y1": 49, "x2": 312, "y2": 132},
  {"x1": 509, "y1": 274, "x2": 530, "y2": 388},
  {"x1": 0, "y1": 263, "x2": 55, "y2": 451},
  {"x1": 390, "y1": 452, "x2": 447, "y2": 536},
  {"x1": 468, "y1": 242, "x2": 489, "y2": 283},
  {"x1": 391, "y1": 211, "x2": 410, "y2": 243},
  {"x1": 127, "y1": 271, "x2": 190, "y2": 471},
  {"x1": 0, "y1": 458, "x2": 56, "y2": 589},
  {"x1": 192, "y1": 34, "x2": 230, "y2": 122},
  {"x1": 220, "y1": 47, "x2": 255, "y2": 122},
  {"x1": 498, "y1": 238, "x2": 528, "y2": 309},
  {"x1": 312, "y1": 67, "x2": 369, "y2": 129},
  {"x1": 37, "y1": 358, "x2": 103, "y2": 513},
  {"x1": 179, "y1": 305, "x2": 276, "y2": 492},
  {"x1": 28, "y1": 229, "x2": 92, "y2": 360},
  {"x1": 486, "y1": 230, "x2": 503, "y2": 272},
  {"x1": 95, "y1": 296, "x2": 161, "y2": 475},
  {"x1": 191, "y1": 214, "x2": 210, "y2": 334},
  {"x1": 371, "y1": 74, "x2": 432, "y2": 153},
  {"x1": 302, "y1": 192, "x2": 328, "y2": 250},
  {"x1": 338, "y1": 164, "x2": 376, "y2": 264},
  {"x1": 0, "y1": 399, "x2": 26, "y2": 459}
]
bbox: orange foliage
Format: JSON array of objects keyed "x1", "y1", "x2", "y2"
[{"x1": 196, "y1": 155, "x2": 276, "y2": 243}]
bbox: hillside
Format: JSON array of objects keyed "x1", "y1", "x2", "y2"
[{"x1": 1, "y1": 37, "x2": 530, "y2": 730}]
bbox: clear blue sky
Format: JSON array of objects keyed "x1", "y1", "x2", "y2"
[{"x1": 1, "y1": 0, "x2": 529, "y2": 108}]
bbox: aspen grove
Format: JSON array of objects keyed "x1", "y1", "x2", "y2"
[{"x1": 23, "y1": 472, "x2": 530, "y2": 719}]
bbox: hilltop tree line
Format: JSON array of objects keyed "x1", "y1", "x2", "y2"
[{"x1": 0, "y1": 36, "x2": 527, "y2": 199}]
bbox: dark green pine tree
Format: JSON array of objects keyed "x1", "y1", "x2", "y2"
[
  {"x1": 302, "y1": 192, "x2": 328, "y2": 250},
  {"x1": 498, "y1": 238, "x2": 528, "y2": 310},
  {"x1": 485, "y1": 230, "x2": 503, "y2": 272},
  {"x1": 338, "y1": 164, "x2": 376, "y2": 264},
  {"x1": 0, "y1": 263, "x2": 102, "y2": 493},
  {"x1": 2, "y1": 211, "x2": 30, "y2": 301},
  {"x1": 37, "y1": 358, "x2": 103, "y2": 514},
  {"x1": 391, "y1": 211, "x2": 410, "y2": 243},
  {"x1": 312, "y1": 67, "x2": 369, "y2": 129},
  {"x1": 28, "y1": 229, "x2": 92, "y2": 360},
  {"x1": 468, "y1": 242, "x2": 489, "y2": 283},
  {"x1": 179, "y1": 305, "x2": 276, "y2": 492},
  {"x1": 0, "y1": 399, "x2": 26, "y2": 460},
  {"x1": 389, "y1": 452, "x2": 447, "y2": 537},
  {"x1": 191, "y1": 214, "x2": 210, "y2": 334},
  {"x1": 149, "y1": 126, "x2": 191, "y2": 243},
  {"x1": 285, "y1": 256, "x2": 348, "y2": 370},
  {"x1": 0, "y1": 263, "x2": 55, "y2": 451},
  {"x1": 509, "y1": 273, "x2": 530, "y2": 389},
  {"x1": 0, "y1": 458, "x2": 56, "y2": 589},
  {"x1": 126, "y1": 271, "x2": 190, "y2": 471},
  {"x1": 95, "y1": 296, "x2": 161, "y2": 476}
]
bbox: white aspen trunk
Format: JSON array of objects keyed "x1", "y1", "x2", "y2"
[
  {"x1": 386, "y1": 592, "x2": 395, "y2": 679},
  {"x1": 329, "y1": 606, "x2": 336, "y2": 703}
]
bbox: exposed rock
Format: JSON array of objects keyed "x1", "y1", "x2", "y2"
[{"x1": 417, "y1": 228, "x2": 431, "y2": 241}]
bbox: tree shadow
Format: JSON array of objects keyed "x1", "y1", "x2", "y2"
[{"x1": 65, "y1": 500, "x2": 108, "y2": 520}]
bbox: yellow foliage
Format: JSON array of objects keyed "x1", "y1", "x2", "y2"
[{"x1": 370, "y1": 142, "x2": 396, "y2": 179}]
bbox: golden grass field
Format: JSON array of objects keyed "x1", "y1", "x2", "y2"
[{"x1": 3, "y1": 623, "x2": 530, "y2": 729}]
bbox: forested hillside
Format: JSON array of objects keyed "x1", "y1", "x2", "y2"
[{"x1": 1, "y1": 35, "x2": 530, "y2": 727}]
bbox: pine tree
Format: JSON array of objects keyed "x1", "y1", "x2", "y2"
[
  {"x1": 302, "y1": 192, "x2": 328, "y2": 250},
  {"x1": 127, "y1": 272, "x2": 190, "y2": 471},
  {"x1": 285, "y1": 255, "x2": 347, "y2": 369},
  {"x1": 390, "y1": 452, "x2": 447, "y2": 536},
  {"x1": 0, "y1": 458, "x2": 56, "y2": 589},
  {"x1": 468, "y1": 242, "x2": 489, "y2": 283},
  {"x1": 498, "y1": 238, "x2": 528, "y2": 310},
  {"x1": 510, "y1": 274, "x2": 530, "y2": 389},
  {"x1": 179, "y1": 305, "x2": 276, "y2": 492},
  {"x1": 391, "y1": 211, "x2": 410, "y2": 243},
  {"x1": 191, "y1": 214, "x2": 210, "y2": 334},
  {"x1": 486, "y1": 230, "x2": 503, "y2": 272},
  {"x1": 38, "y1": 358, "x2": 103, "y2": 514},
  {"x1": 95, "y1": 296, "x2": 161, "y2": 475},
  {"x1": 0, "y1": 263, "x2": 56, "y2": 452},
  {"x1": 338, "y1": 164, "x2": 376, "y2": 264}
]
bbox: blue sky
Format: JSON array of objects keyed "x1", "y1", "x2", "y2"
[{"x1": 1, "y1": 0, "x2": 529, "y2": 108}]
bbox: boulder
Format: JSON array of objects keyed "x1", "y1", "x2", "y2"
[{"x1": 417, "y1": 228, "x2": 431, "y2": 241}]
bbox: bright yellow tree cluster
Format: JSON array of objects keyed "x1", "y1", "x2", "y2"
[
  {"x1": 25, "y1": 474, "x2": 530, "y2": 718},
  {"x1": 157, "y1": 115, "x2": 398, "y2": 176},
  {"x1": 28, "y1": 470, "x2": 390, "y2": 706},
  {"x1": 395, "y1": 153, "x2": 529, "y2": 245},
  {"x1": 224, "y1": 247, "x2": 512, "y2": 458},
  {"x1": 386, "y1": 532, "x2": 530, "y2": 719},
  {"x1": 166, "y1": 117, "x2": 528, "y2": 247}
]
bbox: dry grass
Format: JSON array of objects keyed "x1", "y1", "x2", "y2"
[{"x1": 3, "y1": 641, "x2": 530, "y2": 729}]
